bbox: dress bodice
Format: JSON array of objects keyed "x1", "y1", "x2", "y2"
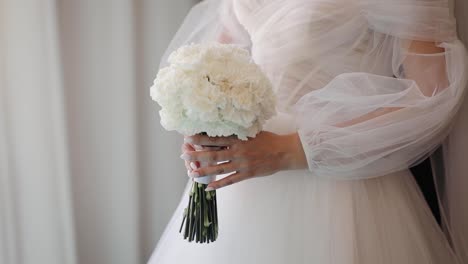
[{"x1": 231, "y1": 0, "x2": 382, "y2": 111}]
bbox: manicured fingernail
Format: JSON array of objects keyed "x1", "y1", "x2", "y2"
[
  {"x1": 190, "y1": 162, "x2": 198, "y2": 170},
  {"x1": 184, "y1": 137, "x2": 193, "y2": 143},
  {"x1": 188, "y1": 171, "x2": 200, "y2": 178},
  {"x1": 205, "y1": 186, "x2": 215, "y2": 191},
  {"x1": 180, "y1": 153, "x2": 190, "y2": 160}
]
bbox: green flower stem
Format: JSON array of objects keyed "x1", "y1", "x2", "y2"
[
  {"x1": 200, "y1": 185, "x2": 203, "y2": 243},
  {"x1": 207, "y1": 192, "x2": 214, "y2": 241},
  {"x1": 188, "y1": 183, "x2": 196, "y2": 241},
  {"x1": 179, "y1": 181, "x2": 218, "y2": 243},
  {"x1": 198, "y1": 183, "x2": 203, "y2": 243},
  {"x1": 179, "y1": 208, "x2": 187, "y2": 234}
]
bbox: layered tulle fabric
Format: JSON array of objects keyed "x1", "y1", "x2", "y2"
[
  {"x1": 149, "y1": 0, "x2": 468, "y2": 263},
  {"x1": 292, "y1": 41, "x2": 467, "y2": 179},
  {"x1": 150, "y1": 162, "x2": 459, "y2": 263}
]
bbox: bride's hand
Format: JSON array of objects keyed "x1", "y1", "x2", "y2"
[{"x1": 180, "y1": 131, "x2": 307, "y2": 191}]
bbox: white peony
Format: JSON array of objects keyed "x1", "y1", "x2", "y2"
[{"x1": 150, "y1": 42, "x2": 277, "y2": 140}]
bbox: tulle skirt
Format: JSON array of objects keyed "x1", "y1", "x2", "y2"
[
  {"x1": 148, "y1": 170, "x2": 459, "y2": 264},
  {"x1": 148, "y1": 115, "x2": 460, "y2": 264}
]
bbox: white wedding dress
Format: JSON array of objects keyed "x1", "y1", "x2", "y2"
[{"x1": 148, "y1": 0, "x2": 468, "y2": 263}]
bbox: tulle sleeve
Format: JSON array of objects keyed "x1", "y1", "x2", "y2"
[{"x1": 290, "y1": 0, "x2": 468, "y2": 179}]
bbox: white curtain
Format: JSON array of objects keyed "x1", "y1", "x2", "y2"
[{"x1": 0, "y1": 0, "x2": 196, "y2": 264}]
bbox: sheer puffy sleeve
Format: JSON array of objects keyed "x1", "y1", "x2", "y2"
[{"x1": 290, "y1": 0, "x2": 468, "y2": 179}]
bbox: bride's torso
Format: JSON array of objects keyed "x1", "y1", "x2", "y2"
[{"x1": 230, "y1": 0, "x2": 395, "y2": 111}]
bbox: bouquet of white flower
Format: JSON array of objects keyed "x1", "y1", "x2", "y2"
[{"x1": 150, "y1": 42, "x2": 276, "y2": 243}]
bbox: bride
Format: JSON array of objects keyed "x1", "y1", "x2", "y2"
[{"x1": 149, "y1": 0, "x2": 468, "y2": 263}]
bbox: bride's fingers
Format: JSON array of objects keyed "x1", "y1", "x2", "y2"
[
  {"x1": 185, "y1": 134, "x2": 237, "y2": 147},
  {"x1": 188, "y1": 161, "x2": 237, "y2": 178},
  {"x1": 180, "y1": 148, "x2": 235, "y2": 163},
  {"x1": 205, "y1": 171, "x2": 249, "y2": 191},
  {"x1": 181, "y1": 142, "x2": 196, "y2": 153},
  {"x1": 181, "y1": 143, "x2": 196, "y2": 171}
]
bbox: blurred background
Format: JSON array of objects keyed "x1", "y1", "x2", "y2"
[{"x1": 0, "y1": 0, "x2": 198, "y2": 263}]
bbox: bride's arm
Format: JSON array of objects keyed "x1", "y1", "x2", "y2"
[
  {"x1": 281, "y1": 40, "x2": 452, "y2": 172},
  {"x1": 334, "y1": 40, "x2": 448, "y2": 128},
  {"x1": 286, "y1": 0, "x2": 467, "y2": 179},
  {"x1": 182, "y1": 38, "x2": 466, "y2": 189},
  {"x1": 291, "y1": 38, "x2": 467, "y2": 179},
  {"x1": 181, "y1": 0, "x2": 467, "y2": 189}
]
